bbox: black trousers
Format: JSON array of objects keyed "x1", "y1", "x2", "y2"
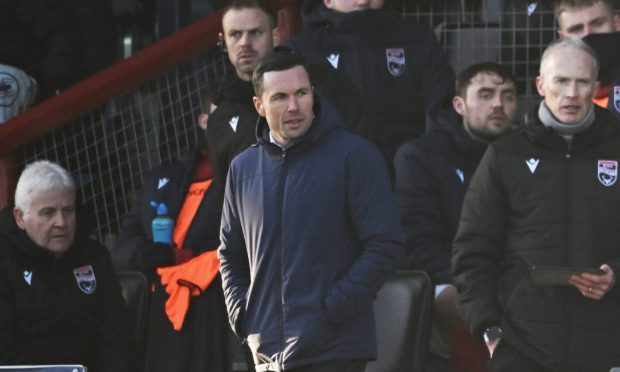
[{"x1": 287, "y1": 359, "x2": 366, "y2": 372}]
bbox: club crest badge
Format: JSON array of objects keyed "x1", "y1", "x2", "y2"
[
  {"x1": 614, "y1": 86, "x2": 620, "y2": 113},
  {"x1": 386, "y1": 48, "x2": 405, "y2": 77},
  {"x1": 73, "y1": 265, "x2": 97, "y2": 294},
  {"x1": 598, "y1": 160, "x2": 618, "y2": 187}
]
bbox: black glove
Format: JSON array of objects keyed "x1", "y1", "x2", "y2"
[{"x1": 135, "y1": 242, "x2": 175, "y2": 270}]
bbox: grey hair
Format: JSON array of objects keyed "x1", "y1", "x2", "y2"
[
  {"x1": 539, "y1": 36, "x2": 599, "y2": 79},
  {"x1": 14, "y1": 160, "x2": 75, "y2": 212}
]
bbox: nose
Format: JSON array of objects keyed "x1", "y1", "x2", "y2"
[
  {"x1": 566, "y1": 82, "x2": 579, "y2": 98},
  {"x1": 52, "y1": 211, "x2": 67, "y2": 227},
  {"x1": 287, "y1": 96, "x2": 300, "y2": 111},
  {"x1": 239, "y1": 32, "x2": 250, "y2": 46},
  {"x1": 491, "y1": 94, "x2": 503, "y2": 108},
  {"x1": 356, "y1": 0, "x2": 370, "y2": 8}
]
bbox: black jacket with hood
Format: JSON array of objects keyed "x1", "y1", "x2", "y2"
[{"x1": 395, "y1": 95, "x2": 487, "y2": 283}]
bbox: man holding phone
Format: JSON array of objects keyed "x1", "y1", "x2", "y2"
[{"x1": 452, "y1": 37, "x2": 620, "y2": 371}]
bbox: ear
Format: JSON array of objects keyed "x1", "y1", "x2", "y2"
[
  {"x1": 614, "y1": 14, "x2": 620, "y2": 31},
  {"x1": 272, "y1": 27, "x2": 280, "y2": 47},
  {"x1": 253, "y1": 96, "x2": 266, "y2": 117},
  {"x1": 452, "y1": 96, "x2": 465, "y2": 116},
  {"x1": 323, "y1": 0, "x2": 334, "y2": 9},
  {"x1": 197, "y1": 113, "x2": 209, "y2": 130},
  {"x1": 218, "y1": 32, "x2": 227, "y2": 52},
  {"x1": 13, "y1": 208, "x2": 26, "y2": 230},
  {"x1": 535, "y1": 76, "x2": 545, "y2": 97}
]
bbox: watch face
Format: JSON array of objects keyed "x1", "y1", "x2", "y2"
[{"x1": 484, "y1": 326, "x2": 502, "y2": 343}]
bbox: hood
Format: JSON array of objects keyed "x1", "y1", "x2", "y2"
[
  {"x1": 300, "y1": 0, "x2": 398, "y2": 32},
  {"x1": 0, "y1": 206, "x2": 58, "y2": 262},
  {"x1": 426, "y1": 94, "x2": 488, "y2": 160},
  {"x1": 0, "y1": 203, "x2": 93, "y2": 262},
  {"x1": 215, "y1": 73, "x2": 255, "y2": 105},
  {"x1": 255, "y1": 93, "x2": 344, "y2": 154}
]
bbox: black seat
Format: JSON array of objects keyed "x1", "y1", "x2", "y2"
[
  {"x1": 116, "y1": 270, "x2": 150, "y2": 359},
  {"x1": 365, "y1": 270, "x2": 433, "y2": 372}
]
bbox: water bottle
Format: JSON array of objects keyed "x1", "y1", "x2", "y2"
[{"x1": 151, "y1": 202, "x2": 174, "y2": 244}]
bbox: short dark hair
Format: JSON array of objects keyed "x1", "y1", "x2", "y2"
[
  {"x1": 252, "y1": 51, "x2": 310, "y2": 96},
  {"x1": 554, "y1": 0, "x2": 615, "y2": 19},
  {"x1": 222, "y1": 0, "x2": 277, "y2": 28},
  {"x1": 455, "y1": 62, "x2": 517, "y2": 98}
]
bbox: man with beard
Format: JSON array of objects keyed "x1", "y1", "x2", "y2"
[
  {"x1": 394, "y1": 62, "x2": 517, "y2": 372},
  {"x1": 452, "y1": 37, "x2": 620, "y2": 371}
]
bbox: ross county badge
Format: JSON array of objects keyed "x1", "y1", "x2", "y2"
[
  {"x1": 73, "y1": 265, "x2": 97, "y2": 294},
  {"x1": 598, "y1": 160, "x2": 618, "y2": 187},
  {"x1": 614, "y1": 86, "x2": 620, "y2": 113},
  {"x1": 386, "y1": 48, "x2": 405, "y2": 77}
]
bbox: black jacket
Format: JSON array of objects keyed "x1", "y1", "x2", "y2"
[
  {"x1": 395, "y1": 96, "x2": 486, "y2": 283},
  {"x1": 452, "y1": 105, "x2": 620, "y2": 371},
  {"x1": 286, "y1": 1, "x2": 455, "y2": 161},
  {"x1": 0, "y1": 208, "x2": 136, "y2": 371},
  {"x1": 219, "y1": 96, "x2": 404, "y2": 370}
]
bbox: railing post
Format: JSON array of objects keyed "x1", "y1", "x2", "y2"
[{"x1": 0, "y1": 153, "x2": 18, "y2": 209}]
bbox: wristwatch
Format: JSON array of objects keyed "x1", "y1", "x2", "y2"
[{"x1": 483, "y1": 326, "x2": 503, "y2": 344}]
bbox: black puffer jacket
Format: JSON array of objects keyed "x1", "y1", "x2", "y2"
[
  {"x1": 452, "y1": 105, "x2": 620, "y2": 371},
  {"x1": 286, "y1": 0, "x2": 455, "y2": 162},
  {"x1": 394, "y1": 96, "x2": 487, "y2": 283},
  {"x1": 0, "y1": 208, "x2": 136, "y2": 371}
]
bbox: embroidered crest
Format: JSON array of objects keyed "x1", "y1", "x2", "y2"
[
  {"x1": 386, "y1": 48, "x2": 405, "y2": 77},
  {"x1": 614, "y1": 86, "x2": 620, "y2": 113},
  {"x1": 326, "y1": 54, "x2": 339, "y2": 69},
  {"x1": 73, "y1": 265, "x2": 97, "y2": 294},
  {"x1": 526, "y1": 158, "x2": 539, "y2": 174},
  {"x1": 598, "y1": 160, "x2": 618, "y2": 187}
]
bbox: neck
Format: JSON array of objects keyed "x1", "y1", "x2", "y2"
[{"x1": 538, "y1": 101, "x2": 594, "y2": 144}]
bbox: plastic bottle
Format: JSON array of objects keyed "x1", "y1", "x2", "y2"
[{"x1": 151, "y1": 202, "x2": 174, "y2": 244}]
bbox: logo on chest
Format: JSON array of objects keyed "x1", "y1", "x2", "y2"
[
  {"x1": 598, "y1": 160, "x2": 618, "y2": 187},
  {"x1": 73, "y1": 265, "x2": 97, "y2": 294},
  {"x1": 386, "y1": 48, "x2": 406, "y2": 77}
]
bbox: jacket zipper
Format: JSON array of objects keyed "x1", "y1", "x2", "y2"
[{"x1": 278, "y1": 147, "x2": 288, "y2": 357}]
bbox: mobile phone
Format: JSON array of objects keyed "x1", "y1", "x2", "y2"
[{"x1": 529, "y1": 266, "x2": 604, "y2": 286}]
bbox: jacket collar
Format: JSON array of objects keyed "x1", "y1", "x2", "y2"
[
  {"x1": 255, "y1": 94, "x2": 343, "y2": 156},
  {"x1": 523, "y1": 101, "x2": 618, "y2": 153}
]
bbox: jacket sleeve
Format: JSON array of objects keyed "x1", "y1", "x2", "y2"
[
  {"x1": 452, "y1": 145, "x2": 508, "y2": 339},
  {"x1": 394, "y1": 142, "x2": 452, "y2": 282},
  {"x1": 323, "y1": 142, "x2": 405, "y2": 324},
  {"x1": 217, "y1": 166, "x2": 250, "y2": 338},
  {"x1": 92, "y1": 246, "x2": 139, "y2": 372}
]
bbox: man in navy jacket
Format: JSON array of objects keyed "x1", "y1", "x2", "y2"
[
  {"x1": 395, "y1": 62, "x2": 517, "y2": 371},
  {"x1": 218, "y1": 51, "x2": 404, "y2": 372}
]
